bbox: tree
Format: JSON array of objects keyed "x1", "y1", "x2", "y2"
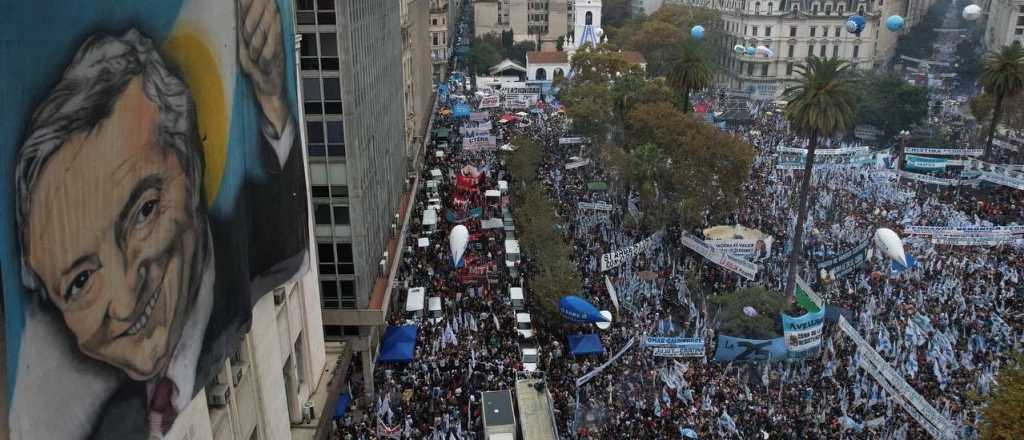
[
  {"x1": 781, "y1": 56, "x2": 857, "y2": 303},
  {"x1": 614, "y1": 5, "x2": 723, "y2": 76},
  {"x1": 980, "y1": 43, "x2": 1024, "y2": 159},
  {"x1": 468, "y1": 35, "x2": 502, "y2": 75},
  {"x1": 630, "y1": 143, "x2": 666, "y2": 225},
  {"x1": 666, "y1": 40, "x2": 714, "y2": 113},
  {"x1": 971, "y1": 93, "x2": 1024, "y2": 131},
  {"x1": 852, "y1": 71, "x2": 929, "y2": 139},
  {"x1": 566, "y1": 48, "x2": 645, "y2": 85},
  {"x1": 978, "y1": 355, "x2": 1024, "y2": 439},
  {"x1": 561, "y1": 82, "x2": 615, "y2": 144},
  {"x1": 708, "y1": 288, "x2": 786, "y2": 339}
]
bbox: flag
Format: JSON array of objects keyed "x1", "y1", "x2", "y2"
[{"x1": 719, "y1": 411, "x2": 738, "y2": 434}]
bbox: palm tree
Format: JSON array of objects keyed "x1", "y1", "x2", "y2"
[
  {"x1": 980, "y1": 43, "x2": 1024, "y2": 160},
  {"x1": 666, "y1": 40, "x2": 713, "y2": 113},
  {"x1": 630, "y1": 143, "x2": 665, "y2": 226},
  {"x1": 781, "y1": 56, "x2": 857, "y2": 303}
]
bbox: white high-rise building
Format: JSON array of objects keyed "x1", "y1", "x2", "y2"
[{"x1": 984, "y1": 0, "x2": 1024, "y2": 51}]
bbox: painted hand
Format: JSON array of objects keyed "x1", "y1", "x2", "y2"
[{"x1": 238, "y1": 0, "x2": 290, "y2": 136}]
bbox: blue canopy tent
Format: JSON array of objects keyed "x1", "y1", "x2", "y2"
[
  {"x1": 453, "y1": 103, "x2": 471, "y2": 118},
  {"x1": 334, "y1": 393, "x2": 351, "y2": 419},
  {"x1": 568, "y1": 334, "x2": 605, "y2": 356},
  {"x1": 378, "y1": 325, "x2": 418, "y2": 363}
]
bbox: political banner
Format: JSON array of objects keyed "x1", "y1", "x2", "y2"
[
  {"x1": 930, "y1": 235, "x2": 1021, "y2": 246},
  {"x1": 478, "y1": 95, "x2": 501, "y2": 109},
  {"x1": 644, "y1": 336, "x2": 705, "y2": 347},
  {"x1": 576, "y1": 337, "x2": 638, "y2": 387},
  {"x1": 566, "y1": 158, "x2": 591, "y2": 169},
  {"x1": 469, "y1": 111, "x2": 490, "y2": 122},
  {"x1": 795, "y1": 276, "x2": 824, "y2": 313},
  {"x1": 604, "y1": 275, "x2": 620, "y2": 312},
  {"x1": 897, "y1": 171, "x2": 960, "y2": 186},
  {"x1": 600, "y1": 230, "x2": 665, "y2": 271},
  {"x1": 652, "y1": 346, "x2": 705, "y2": 358},
  {"x1": 559, "y1": 136, "x2": 587, "y2": 145},
  {"x1": 578, "y1": 201, "x2": 615, "y2": 211},
  {"x1": 816, "y1": 240, "x2": 870, "y2": 278},
  {"x1": 782, "y1": 308, "x2": 826, "y2": 352},
  {"x1": 905, "y1": 147, "x2": 983, "y2": 156},
  {"x1": 713, "y1": 335, "x2": 789, "y2": 362},
  {"x1": 462, "y1": 134, "x2": 497, "y2": 151},
  {"x1": 706, "y1": 238, "x2": 772, "y2": 260},
  {"x1": 963, "y1": 159, "x2": 1024, "y2": 190},
  {"x1": 905, "y1": 225, "x2": 1024, "y2": 237},
  {"x1": 905, "y1": 154, "x2": 952, "y2": 170},
  {"x1": 777, "y1": 146, "x2": 868, "y2": 155},
  {"x1": 679, "y1": 233, "x2": 758, "y2": 280}
]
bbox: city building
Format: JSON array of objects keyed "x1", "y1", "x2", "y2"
[
  {"x1": 431, "y1": 0, "x2": 453, "y2": 80},
  {"x1": 983, "y1": 0, "x2": 1024, "y2": 51},
  {"x1": 664, "y1": 0, "x2": 903, "y2": 99},
  {"x1": 404, "y1": 0, "x2": 435, "y2": 160},
  {"x1": 474, "y1": 0, "x2": 571, "y2": 49},
  {"x1": 296, "y1": 0, "x2": 419, "y2": 399},
  {"x1": 632, "y1": 0, "x2": 666, "y2": 16}
]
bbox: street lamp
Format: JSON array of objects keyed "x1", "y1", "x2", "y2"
[{"x1": 896, "y1": 130, "x2": 911, "y2": 185}]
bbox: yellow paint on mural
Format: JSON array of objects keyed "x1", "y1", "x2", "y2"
[{"x1": 163, "y1": 30, "x2": 227, "y2": 207}]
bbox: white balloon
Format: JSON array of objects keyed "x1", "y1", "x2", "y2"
[
  {"x1": 743, "y1": 306, "x2": 758, "y2": 317},
  {"x1": 962, "y1": 4, "x2": 982, "y2": 21},
  {"x1": 873, "y1": 228, "x2": 907, "y2": 268},
  {"x1": 596, "y1": 310, "x2": 613, "y2": 330},
  {"x1": 450, "y1": 225, "x2": 469, "y2": 265}
]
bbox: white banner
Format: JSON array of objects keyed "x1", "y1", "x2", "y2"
[
  {"x1": 838, "y1": 317, "x2": 957, "y2": 439},
  {"x1": 905, "y1": 147, "x2": 983, "y2": 156},
  {"x1": 559, "y1": 136, "x2": 587, "y2": 145},
  {"x1": 897, "y1": 171, "x2": 959, "y2": 186},
  {"x1": 782, "y1": 309, "x2": 825, "y2": 352},
  {"x1": 578, "y1": 201, "x2": 614, "y2": 211},
  {"x1": 963, "y1": 159, "x2": 1024, "y2": 190},
  {"x1": 478, "y1": 95, "x2": 500, "y2": 109},
  {"x1": 706, "y1": 238, "x2": 772, "y2": 259},
  {"x1": 678, "y1": 233, "x2": 758, "y2": 280},
  {"x1": 777, "y1": 146, "x2": 869, "y2": 155},
  {"x1": 469, "y1": 111, "x2": 490, "y2": 122},
  {"x1": 462, "y1": 134, "x2": 497, "y2": 151},
  {"x1": 600, "y1": 230, "x2": 665, "y2": 271},
  {"x1": 930, "y1": 235, "x2": 1021, "y2": 246},
  {"x1": 905, "y1": 225, "x2": 1024, "y2": 236},
  {"x1": 566, "y1": 158, "x2": 591, "y2": 170},
  {"x1": 576, "y1": 337, "x2": 637, "y2": 387},
  {"x1": 604, "y1": 276, "x2": 620, "y2": 312},
  {"x1": 652, "y1": 346, "x2": 705, "y2": 357}
]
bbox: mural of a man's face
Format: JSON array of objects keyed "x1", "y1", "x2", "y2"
[{"x1": 26, "y1": 78, "x2": 200, "y2": 380}]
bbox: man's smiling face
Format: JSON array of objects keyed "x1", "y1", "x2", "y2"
[{"x1": 26, "y1": 78, "x2": 200, "y2": 380}]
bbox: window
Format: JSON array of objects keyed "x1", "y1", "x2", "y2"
[
  {"x1": 812, "y1": 3, "x2": 819, "y2": 13},
  {"x1": 300, "y1": 33, "x2": 318, "y2": 71},
  {"x1": 825, "y1": 4, "x2": 832, "y2": 14},
  {"x1": 320, "y1": 280, "x2": 339, "y2": 309},
  {"x1": 790, "y1": 26, "x2": 797, "y2": 37},
  {"x1": 314, "y1": 203, "x2": 331, "y2": 224},
  {"x1": 323, "y1": 78, "x2": 342, "y2": 114},
  {"x1": 432, "y1": 18, "x2": 437, "y2": 26},
  {"x1": 810, "y1": 26, "x2": 816, "y2": 37},
  {"x1": 835, "y1": 26, "x2": 842, "y2": 37},
  {"x1": 585, "y1": 11, "x2": 592, "y2": 25},
  {"x1": 832, "y1": 45, "x2": 838, "y2": 57},
  {"x1": 1017, "y1": 28, "x2": 1024, "y2": 35},
  {"x1": 786, "y1": 63, "x2": 794, "y2": 76},
  {"x1": 748, "y1": 62, "x2": 755, "y2": 76},
  {"x1": 755, "y1": 1, "x2": 761, "y2": 13},
  {"x1": 433, "y1": 33, "x2": 438, "y2": 45},
  {"x1": 792, "y1": 3, "x2": 799, "y2": 12},
  {"x1": 753, "y1": 26, "x2": 759, "y2": 36},
  {"x1": 807, "y1": 45, "x2": 813, "y2": 57},
  {"x1": 768, "y1": 2, "x2": 773, "y2": 12},
  {"x1": 1018, "y1": 16, "x2": 1024, "y2": 26},
  {"x1": 332, "y1": 205, "x2": 350, "y2": 225},
  {"x1": 766, "y1": 26, "x2": 772, "y2": 36},
  {"x1": 820, "y1": 44, "x2": 826, "y2": 57},
  {"x1": 326, "y1": 121, "x2": 345, "y2": 155},
  {"x1": 311, "y1": 185, "x2": 348, "y2": 199},
  {"x1": 761, "y1": 63, "x2": 768, "y2": 76},
  {"x1": 303, "y1": 78, "x2": 322, "y2": 115},
  {"x1": 838, "y1": 4, "x2": 845, "y2": 14},
  {"x1": 788, "y1": 44, "x2": 795, "y2": 57},
  {"x1": 1020, "y1": 6, "x2": 1024, "y2": 13},
  {"x1": 319, "y1": 33, "x2": 339, "y2": 70},
  {"x1": 307, "y1": 121, "x2": 324, "y2": 155},
  {"x1": 853, "y1": 45, "x2": 860, "y2": 58}
]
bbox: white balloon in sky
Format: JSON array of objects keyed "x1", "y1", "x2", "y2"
[
  {"x1": 962, "y1": 4, "x2": 982, "y2": 21},
  {"x1": 450, "y1": 225, "x2": 469, "y2": 265},
  {"x1": 873, "y1": 228, "x2": 907, "y2": 268}
]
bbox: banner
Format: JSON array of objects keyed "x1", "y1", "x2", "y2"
[
  {"x1": 782, "y1": 308, "x2": 825, "y2": 352},
  {"x1": 652, "y1": 346, "x2": 705, "y2": 358},
  {"x1": 559, "y1": 136, "x2": 587, "y2": 145},
  {"x1": 462, "y1": 134, "x2": 497, "y2": 151},
  {"x1": 905, "y1": 154, "x2": 952, "y2": 170},
  {"x1": 578, "y1": 201, "x2": 615, "y2": 211},
  {"x1": 905, "y1": 225, "x2": 1024, "y2": 238},
  {"x1": 478, "y1": 95, "x2": 500, "y2": 109},
  {"x1": 897, "y1": 170, "x2": 960, "y2": 186},
  {"x1": 604, "y1": 276, "x2": 620, "y2": 312},
  {"x1": 795, "y1": 276, "x2": 823, "y2": 313},
  {"x1": 930, "y1": 235, "x2": 1021, "y2": 246},
  {"x1": 644, "y1": 336, "x2": 704, "y2": 347},
  {"x1": 706, "y1": 238, "x2": 772, "y2": 260},
  {"x1": 816, "y1": 240, "x2": 870, "y2": 278},
  {"x1": 600, "y1": 230, "x2": 665, "y2": 271},
  {"x1": 469, "y1": 111, "x2": 490, "y2": 122},
  {"x1": 963, "y1": 159, "x2": 1024, "y2": 190},
  {"x1": 576, "y1": 337, "x2": 638, "y2": 387},
  {"x1": 905, "y1": 147, "x2": 983, "y2": 156},
  {"x1": 713, "y1": 335, "x2": 789, "y2": 362},
  {"x1": 566, "y1": 158, "x2": 591, "y2": 169},
  {"x1": 777, "y1": 145, "x2": 868, "y2": 155},
  {"x1": 678, "y1": 233, "x2": 758, "y2": 280}
]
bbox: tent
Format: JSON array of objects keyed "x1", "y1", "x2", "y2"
[
  {"x1": 334, "y1": 393, "x2": 351, "y2": 419},
  {"x1": 378, "y1": 325, "x2": 418, "y2": 363},
  {"x1": 453, "y1": 103, "x2": 471, "y2": 118},
  {"x1": 568, "y1": 334, "x2": 605, "y2": 356}
]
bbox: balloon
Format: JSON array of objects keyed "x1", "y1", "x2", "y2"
[
  {"x1": 886, "y1": 15, "x2": 905, "y2": 31},
  {"x1": 595, "y1": 311, "x2": 613, "y2": 330},
  {"x1": 746, "y1": 46, "x2": 756, "y2": 56},
  {"x1": 691, "y1": 25, "x2": 705, "y2": 40},
  {"x1": 845, "y1": 15, "x2": 866, "y2": 34},
  {"x1": 762, "y1": 47, "x2": 774, "y2": 58},
  {"x1": 450, "y1": 225, "x2": 469, "y2": 266},
  {"x1": 962, "y1": 4, "x2": 982, "y2": 21},
  {"x1": 559, "y1": 296, "x2": 609, "y2": 323},
  {"x1": 734, "y1": 44, "x2": 745, "y2": 54},
  {"x1": 743, "y1": 306, "x2": 758, "y2": 317},
  {"x1": 872, "y1": 228, "x2": 907, "y2": 268}
]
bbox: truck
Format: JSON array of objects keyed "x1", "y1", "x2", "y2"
[
  {"x1": 481, "y1": 390, "x2": 517, "y2": 440},
  {"x1": 515, "y1": 375, "x2": 558, "y2": 440}
]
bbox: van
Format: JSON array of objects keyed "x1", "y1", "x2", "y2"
[
  {"x1": 427, "y1": 296, "x2": 444, "y2": 324},
  {"x1": 426, "y1": 180, "x2": 440, "y2": 199},
  {"x1": 427, "y1": 198, "x2": 443, "y2": 212},
  {"x1": 405, "y1": 287, "x2": 426, "y2": 323},
  {"x1": 422, "y1": 209, "x2": 438, "y2": 235},
  {"x1": 504, "y1": 240, "x2": 520, "y2": 268},
  {"x1": 515, "y1": 313, "x2": 534, "y2": 339},
  {"x1": 509, "y1": 287, "x2": 524, "y2": 311}
]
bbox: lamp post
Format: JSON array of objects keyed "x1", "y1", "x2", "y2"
[{"x1": 896, "y1": 129, "x2": 910, "y2": 184}]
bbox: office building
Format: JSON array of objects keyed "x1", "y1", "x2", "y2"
[
  {"x1": 984, "y1": 0, "x2": 1024, "y2": 51},
  {"x1": 474, "y1": 0, "x2": 571, "y2": 49},
  {"x1": 404, "y1": 0, "x2": 435, "y2": 159}
]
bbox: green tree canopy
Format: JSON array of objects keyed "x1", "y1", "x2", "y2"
[
  {"x1": 709, "y1": 288, "x2": 787, "y2": 339},
  {"x1": 852, "y1": 70, "x2": 929, "y2": 139},
  {"x1": 666, "y1": 40, "x2": 714, "y2": 113},
  {"x1": 980, "y1": 43, "x2": 1024, "y2": 158},
  {"x1": 611, "y1": 5, "x2": 723, "y2": 76},
  {"x1": 979, "y1": 355, "x2": 1024, "y2": 439},
  {"x1": 468, "y1": 35, "x2": 503, "y2": 75}
]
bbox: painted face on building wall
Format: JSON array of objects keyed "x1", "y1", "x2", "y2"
[{"x1": 25, "y1": 78, "x2": 201, "y2": 381}]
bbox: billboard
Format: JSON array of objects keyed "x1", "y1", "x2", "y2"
[{"x1": 1, "y1": 1, "x2": 309, "y2": 438}]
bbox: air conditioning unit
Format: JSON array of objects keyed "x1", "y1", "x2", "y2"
[
  {"x1": 231, "y1": 362, "x2": 245, "y2": 386},
  {"x1": 273, "y1": 288, "x2": 285, "y2": 305},
  {"x1": 301, "y1": 400, "x2": 316, "y2": 422},
  {"x1": 207, "y1": 383, "x2": 231, "y2": 407}
]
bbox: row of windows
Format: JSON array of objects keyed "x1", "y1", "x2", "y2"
[
  {"x1": 314, "y1": 202, "x2": 350, "y2": 226},
  {"x1": 296, "y1": 0, "x2": 337, "y2": 25},
  {"x1": 320, "y1": 279, "x2": 356, "y2": 309},
  {"x1": 317, "y1": 242, "x2": 354, "y2": 276},
  {"x1": 306, "y1": 120, "x2": 345, "y2": 157},
  {"x1": 302, "y1": 77, "x2": 342, "y2": 115},
  {"x1": 299, "y1": 32, "x2": 341, "y2": 71},
  {"x1": 735, "y1": 23, "x2": 852, "y2": 39}
]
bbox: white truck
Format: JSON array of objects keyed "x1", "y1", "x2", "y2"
[{"x1": 482, "y1": 390, "x2": 517, "y2": 440}]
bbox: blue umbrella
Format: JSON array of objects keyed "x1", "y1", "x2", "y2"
[{"x1": 559, "y1": 296, "x2": 608, "y2": 323}]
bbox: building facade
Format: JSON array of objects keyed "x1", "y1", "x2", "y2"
[
  {"x1": 404, "y1": 0, "x2": 435, "y2": 160},
  {"x1": 474, "y1": 0, "x2": 571, "y2": 48},
  {"x1": 295, "y1": 0, "x2": 415, "y2": 398},
  {"x1": 431, "y1": 0, "x2": 452, "y2": 80},
  {"x1": 984, "y1": 0, "x2": 1024, "y2": 51}
]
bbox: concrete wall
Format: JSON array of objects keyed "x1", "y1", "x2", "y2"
[
  {"x1": 985, "y1": 0, "x2": 1024, "y2": 51},
  {"x1": 475, "y1": 1, "x2": 507, "y2": 37}
]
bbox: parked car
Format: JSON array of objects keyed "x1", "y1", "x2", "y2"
[
  {"x1": 521, "y1": 347, "x2": 539, "y2": 372},
  {"x1": 427, "y1": 296, "x2": 444, "y2": 324},
  {"x1": 515, "y1": 313, "x2": 534, "y2": 339}
]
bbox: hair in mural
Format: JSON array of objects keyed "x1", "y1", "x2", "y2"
[{"x1": 15, "y1": 29, "x2": 208, "y2": 303}]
